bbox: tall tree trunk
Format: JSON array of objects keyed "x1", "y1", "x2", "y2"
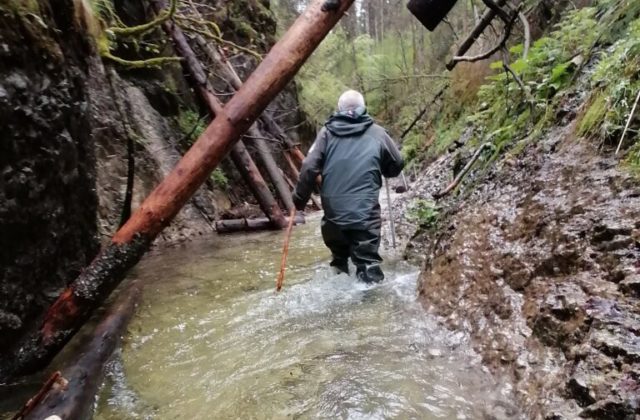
[
  {"x1": 250, "y1": 132, "x2": 295, "y2": 211},
  {"x1": 192, "y1": 34, "x2": 306, "y2": 168},
  {"x1": 0, "y1": 0, "x2": 354, "y2": 382},
  {"x1": 229, "y1": 141, "x2": 287, "y2": 227}
]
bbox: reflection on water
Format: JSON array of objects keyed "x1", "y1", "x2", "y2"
[{"x1": 92, "y1": 216, "x2": 515, "y2": 419}]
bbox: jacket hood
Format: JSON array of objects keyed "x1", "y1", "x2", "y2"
[{"x1": 325, "y1": 109, "x2": 374, "y2": 137}]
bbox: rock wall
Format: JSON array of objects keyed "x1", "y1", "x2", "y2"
[
  {"x1": 0, "y1": 0, "x2": 304, "y2": 372},
  {"x1": 0, "y1": 2, "x2": 100, "y2": 355},
  {"x1": 404, "y1": 125, "x2": 640, "y2": 418}
]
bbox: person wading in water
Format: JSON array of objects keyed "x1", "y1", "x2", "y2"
[{"x1": 293, "y1": 90, "x2": 404, "y2": 283}]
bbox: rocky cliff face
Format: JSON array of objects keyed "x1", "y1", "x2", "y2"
[
  {"x1": 0, "y1": 0, "x2": 301, "y2": 370},
  {"x1": 0, "y1": 2, "x2": 100, "y2": 355},
  {"x1": 413, "y1": 128, "x2": 639, "y2": 418}
]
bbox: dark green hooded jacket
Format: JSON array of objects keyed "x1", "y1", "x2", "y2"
[{"x1": 293, "y1": 110, "x2": 404, "y2": 230}]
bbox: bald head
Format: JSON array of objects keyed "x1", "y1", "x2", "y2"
[{"x1": 337, "y1": 90, "x2": 365, "y2": 112}]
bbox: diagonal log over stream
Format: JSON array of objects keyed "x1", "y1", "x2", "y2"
[{"x1": 0, "y1": 0, "x2": 355, "y2": 382}]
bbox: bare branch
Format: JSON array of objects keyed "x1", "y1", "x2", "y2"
[
  {"x1": 616, "y1": 90, "x2": 640, "y2": 155},
  {"x1": 446, "y1": 0, "x2": 508, "y2": 70},
  {"x1": 177, "y1": 23, "x2": 262, "y2": 60},
  {"x1": 518, "y1": 11, "x2": 530, "y2": 59},
  {"x1": 451, "y1": 7, "x2": 520, "y2": 65},
  {"x1": 481, "y1": 0, "x2": 511, "y2": 23}
]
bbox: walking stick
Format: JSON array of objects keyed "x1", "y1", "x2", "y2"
[
  {"x1": 276, "y1": 208, "x2": 297, "y2": 291},
  {"x1": 385, "y1": 178, "x2": 397, "y2": 249}
]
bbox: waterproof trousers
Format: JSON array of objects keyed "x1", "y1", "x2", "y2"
[{"x1": 320, "y1": 218, "x2": 384, "y2": 282}]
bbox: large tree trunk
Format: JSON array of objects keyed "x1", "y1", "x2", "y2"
[
  {"x1": 21, "y1": 280, "x2": 141, "y2": 420},
  {"x1": 250, "y1": 133, "x2": 295, "y2": 211},
  {"x1": 154, "y1": 6, "x2": 287, "y2": 228},
  {"x1": 0, "y1": 0, "x2": 354, "y2": 382}
]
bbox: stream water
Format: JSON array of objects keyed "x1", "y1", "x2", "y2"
[{"x1": 87, "y1": 216, "x2": 517, "y2": 419}]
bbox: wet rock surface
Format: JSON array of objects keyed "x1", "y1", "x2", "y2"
[
  {"x1": 0, "y1": 4, "x2": 100, "y2": 357},
  {"x1": 398, "y1": 126, "x2": 640, "y2": 418}
]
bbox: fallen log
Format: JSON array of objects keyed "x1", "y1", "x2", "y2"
[
  {"x1": 21, "y1": 280, "x2": 141, "y2": 420},
  {"x1": 0, "y1": 0, "x2": 354, "y2": 381},
  {"x1": 192, "y1": 34, "x2": 306, "y2": 168},
  {"x1": 251, "y1": 133, "x2": 295, "y2": 211},
  {"x1": 229, "y1": 141, "x2": 287, "y2": 228},
  {"x1": 11, "y1": 371, "x2": 64, "y2": 420},
  {"x1": 445, "y1": 0, "x2": 507, "y2": 70},
  {"x1": 215, "y1": 214, "x2": 305, "y2": 234},
  {"x1": 154, "y1": 7, "x2": 287, "y2": 228},
  {"x1": 432, "y1": 142, "x2": 492, "y2": 199}
]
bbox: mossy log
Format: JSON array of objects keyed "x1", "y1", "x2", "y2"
[
  {"x1": 20, "y1": 281, "x2": 141, "y2": 420},
  {"x1": 0, "y1": 0, "x2": 354, "y2": 381}
]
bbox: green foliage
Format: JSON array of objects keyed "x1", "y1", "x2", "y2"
[
  {"x1": 578, "y1": 17, "x2": 640, "y2": 145},
  {"x1": 210, "y1": 168, "x2": 229, "y2": 189},
  {"x1": 177, "y1": 109, "x2": 206, "y2": 142},
  {"x1": 578, "y1": 91, "x2": 608, "y2": 137},
  {"x1": 625, "y1": 141, "x2": 640, "y2": 174},
  {"x1": 296, "y1": 27, "x2": 448, "y2": 132},
  {"x1": 407, "y1": 199, "x2": 439, "y2": 229},
  {"x1": 471, "y1": 8, "x2": 599, "y2": 148}
]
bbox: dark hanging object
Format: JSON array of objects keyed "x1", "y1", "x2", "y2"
[{"x1": 407, "y1": 0, "x2": 459, "y2": 31}]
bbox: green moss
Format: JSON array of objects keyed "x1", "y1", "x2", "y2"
[
  {"x1": 3, "y1": 0, "x2": 39, "y2": 14},
  {"x1": 210, "y1": 168, "x2": 229, "y2": 189},
  {"x1": 177, "y1": 109, "x2": 206, "y2": 142},
  {"x1": 578, "y1": 91, "x2": 608, "y2": 137},
  {"x1": 624, "y1": 141, "x2": 640, "y2": 176}
]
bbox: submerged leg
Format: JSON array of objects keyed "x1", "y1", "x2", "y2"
[
  {"x1": 321, "y1": 219, "x2": 350, "y2": 274},
  {"x1": 347, "y1": 228, "x2": 384, "y2": 283}
]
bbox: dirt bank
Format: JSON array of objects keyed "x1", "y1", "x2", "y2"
[{"x1": 399, "y1": 124, "x2": 639, "y2": 418}]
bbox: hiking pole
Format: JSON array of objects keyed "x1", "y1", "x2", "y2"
[
  {"x1": 400, "y1": 171, "x2": 409, "y2": 191},
  {"x1": 276, "y1": 208, "x2": 297, "y2": 292},
  {"x1": 385, "y1": 178, "x2": 397, "y2": 249}
]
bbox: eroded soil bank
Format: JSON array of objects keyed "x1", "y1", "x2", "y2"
[{"x1": 396, "y1": 125, "x2": 639, "y2": 418}]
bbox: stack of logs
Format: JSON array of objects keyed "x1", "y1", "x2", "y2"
[{"x1": 152, "y1": 0, "x2": 316, "y2": 234}]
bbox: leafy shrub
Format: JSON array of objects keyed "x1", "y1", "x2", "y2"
[
  {"x1": 177, "y1": 109, "x2": 206, "y2": 144},
  {"x1": 578, "y1": 17, "x2": 640, "y2": 146},
  {"x1": 407, "y1": 199, "x2": 439, "y2": 229},
  {"x1": 210, "y1": 168, "x2": 229, "y2": 189}
]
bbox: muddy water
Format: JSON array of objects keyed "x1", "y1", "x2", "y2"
[{"x1": 91, "y1": 216, "x2": 514, "y2": 419}]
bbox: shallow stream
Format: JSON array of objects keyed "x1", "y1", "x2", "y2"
[{"x1": 87, "y1": 216, "x2": 517, "y2": 419}]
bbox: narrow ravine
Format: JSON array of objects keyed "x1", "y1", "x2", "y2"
[{"x1": 88, "y1": 216, "x2": 518, "y2": 419}]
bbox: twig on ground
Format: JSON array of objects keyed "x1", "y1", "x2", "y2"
[
  {"x1": 616, "y1": 90, "x2": 640, "y2": 155},
  {"x1": 433, "y1": 142, "x2": 494, "y2": 199}
]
